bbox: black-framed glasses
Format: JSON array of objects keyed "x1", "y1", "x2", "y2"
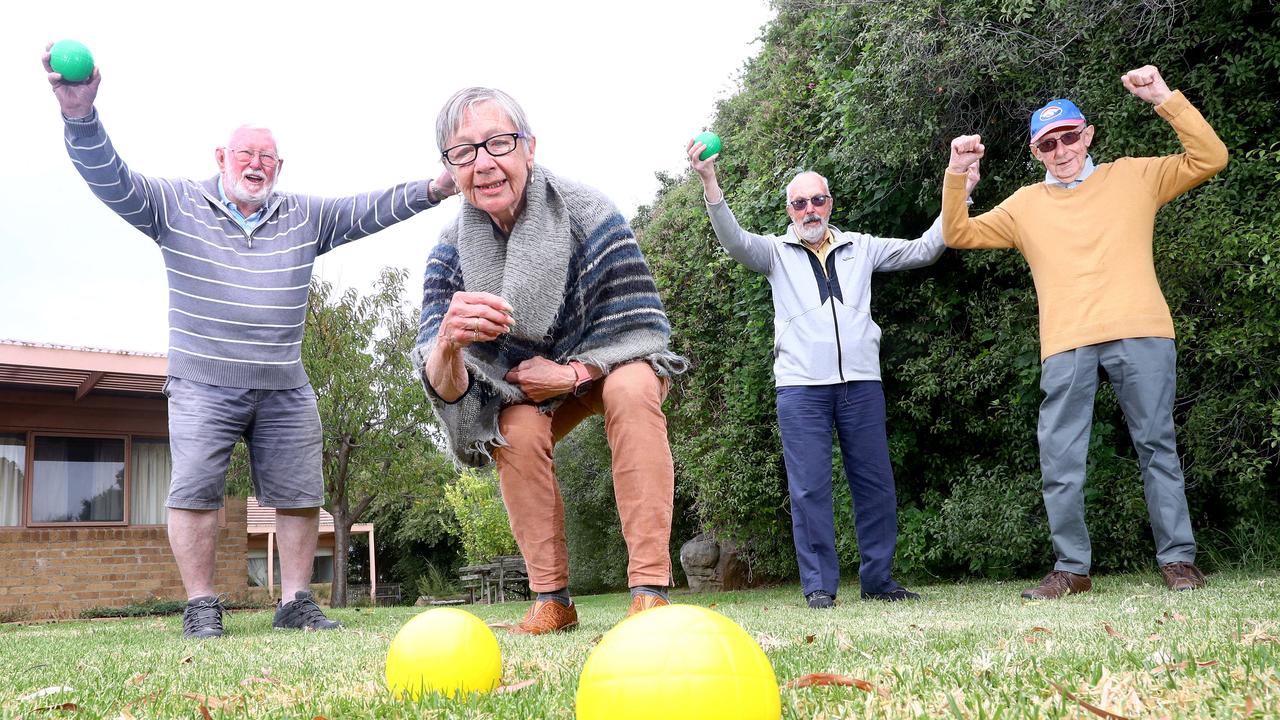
[
  {"x1": 441, "y1": 132, "x2": 531, "y2": 166},
  {"x1": 788, "y1": 194, "x2": 831, "y2": 211},
  {"x1": 1033, "y1": 126, "x2": 1087, "y2": 154},
  {"x1": 228, "y1": 148, "x2": 279, "y2": 168}
]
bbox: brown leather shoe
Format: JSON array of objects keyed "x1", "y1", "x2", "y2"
[
  {"x1": 625, "y1": 594, "x2": 670, "y2": 618},
  {"x1": 1160, "y1": 562, "x2": 1206, "y2": 591},
  {"x1": 1021, "y1": 570, "x2": 1092, "y2": 600},
  {"x1": 508, "y1": 600, "x2": 578, "y2": 635}
]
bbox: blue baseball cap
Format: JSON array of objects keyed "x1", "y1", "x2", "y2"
[{"x1": 1029, "y1": 99, "x2": 1087, "y2": 144}]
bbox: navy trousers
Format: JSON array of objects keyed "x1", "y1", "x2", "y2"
[{"x1": 776, "y1": 381, "x2": 901, "y2": 596}]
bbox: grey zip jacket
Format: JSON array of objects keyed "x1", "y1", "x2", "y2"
[{"x1": 705, "y1": 199, "x2": 944, "y2": 387}]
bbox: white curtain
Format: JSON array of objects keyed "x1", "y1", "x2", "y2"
[
  {"x1": 0, "y1": 435, "x2": 24, "y2": 526},
  {"x1": 130, "y1": 439, "x2": 172, "y2": 525}
]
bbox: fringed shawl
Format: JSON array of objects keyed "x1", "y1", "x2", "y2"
[{"x1": 410, "y1": 166, "x2": 687, "y2": 466}]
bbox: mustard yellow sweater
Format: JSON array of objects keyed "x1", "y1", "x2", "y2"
[{"x1": 942, "y1": 91, "x2": 1229, "y2": 360}]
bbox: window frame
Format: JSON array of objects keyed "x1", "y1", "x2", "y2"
[{"x1": 25, "y1": 431, "x2": 131, "y2": 528}]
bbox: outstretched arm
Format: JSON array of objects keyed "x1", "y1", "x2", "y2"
[
  {"x1": 688, "y1": 139, "x2": 774, "y2": 273},
  {"x1": 871, "y1": 162, "x2": 981, "y2": 270}
]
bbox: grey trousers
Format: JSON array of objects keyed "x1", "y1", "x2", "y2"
[{"x1": 1038, "y1": 337, "x2": 1196, "y2": 574}]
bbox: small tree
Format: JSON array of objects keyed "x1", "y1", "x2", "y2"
[
  {"x1": 442, "y1": 468, "x2": 517, "y2": 565},
  {"x1": 303, "y1": 269, "x2": 454, "y2": 607}
]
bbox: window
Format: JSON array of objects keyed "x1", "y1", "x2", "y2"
[
  {"x1": 0, "y1": 434, "x2": 24, "y2": 526},
  {"x1": 31, "y1": 436, "x2": 125, "y2": 524},
  {"x1": 130, "y1": 438, "x2": 172, "y2": 525}
]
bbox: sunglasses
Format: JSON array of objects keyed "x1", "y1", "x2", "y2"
[
  {"x1": 1033, "y1": 126, "x2": 1087, "y2": 154},
  {"x1": 788, "y1": 194, "x2": 831, "y2": 211}
]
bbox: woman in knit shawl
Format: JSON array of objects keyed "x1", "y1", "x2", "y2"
[{"x1": 411, "y1": 88, "x2": 687, "y2": 634}]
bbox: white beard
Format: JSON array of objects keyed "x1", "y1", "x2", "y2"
[
  {"x1": 226, "y1": 172, "x2": 273, "y2": 206},
  {"x1": 797, "y1": 215, "x2": 827, "y2": 243}
]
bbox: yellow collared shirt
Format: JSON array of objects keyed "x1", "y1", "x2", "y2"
[{"x1": 795, "y1": 227, "x2": 835, "y2": 272}]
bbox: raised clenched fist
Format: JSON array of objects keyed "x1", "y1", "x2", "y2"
[
  {"x1": 1121, "y1": 65, "x2": 1172, "y2": 106},
  {"x1": 948, "y1": 134, "x2": 985, "y2": 174}
]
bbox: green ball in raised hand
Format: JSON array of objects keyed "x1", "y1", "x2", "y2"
[
  {"x1": 694, "y1": 131, "x2": 722, "y2": 161},
  {"x1": 50, "y1": 39, "x2": 94, "y2": 83}
]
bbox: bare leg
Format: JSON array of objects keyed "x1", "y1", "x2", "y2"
[
  {"x1": 167, "y1": 508, "x2": 220, "y2": 599},
  {"x1": 276, "y1": 507, "x2": 320, "y2": 599}
]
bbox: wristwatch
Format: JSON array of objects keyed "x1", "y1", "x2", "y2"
[{"x1": 569, "y1": 360, "x2": 593, "y2": 396}]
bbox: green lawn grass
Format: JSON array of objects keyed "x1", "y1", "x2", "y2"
[{"x1": 2, "y1": 571, "x2": 1278, "y2": 718}]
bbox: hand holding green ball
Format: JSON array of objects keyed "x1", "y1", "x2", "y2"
[
  {"x1": 50, "y1": 39, "x2": 95, "y2": 83},
  {"x1": 694, "y1": 131, "x2": 722, "y2": 161}
]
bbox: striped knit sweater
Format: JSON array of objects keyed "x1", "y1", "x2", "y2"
[
  {"x1": 410, "y1": 166, "x2": 687, "y2": 466},
  {"x1": 63, "y1": 111, "x2": 436, "y2": 389}
]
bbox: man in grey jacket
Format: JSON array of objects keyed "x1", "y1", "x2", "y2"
[
  {"x1": 687, "y1": 140, "x2": 978, "y2": 607},
  {"x1": 44, "y1": 47, "x2": 456, "y2": 638}
]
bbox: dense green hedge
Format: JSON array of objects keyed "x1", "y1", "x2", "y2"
[{"x1": 634, "y1": 0, "x2": 1280, "y2": 579}]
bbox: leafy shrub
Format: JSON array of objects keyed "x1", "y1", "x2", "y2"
[
  {"x1": 443, "y1": 469, "x2": 518, "y2": 565},
  {"x1": 639, "y1": 0, "x2": 1280, "y2": 577}
]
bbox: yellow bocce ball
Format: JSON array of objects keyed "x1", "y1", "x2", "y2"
[
  {"x1": 575, "y1": 604, "x2": 781, "y2": 720},
  {"x1": 385, "y1": 607, "x2": 502, "y2": 700}
]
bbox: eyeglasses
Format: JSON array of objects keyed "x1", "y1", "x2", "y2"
[
  {"x1": 228, "y1": 149, "x2": 280, "y2": 168},
  {"x1": 441, "y1": 132, "x2": 531, "y2": 167},
  {"x1": 1033, "y1": 127, "x2": 1087, "y2": 154},
  {"x1": 788, "y1": 194, "x2": 831, "y2": 211}
]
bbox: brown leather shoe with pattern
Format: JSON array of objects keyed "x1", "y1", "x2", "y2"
[
  {"x1": 1160, "y1": 562, "x2": 1207, "y2": 591},
  {"x1": 508, "y1": 600, "x2": 578, "y2": 635},
  {"x1": 625, "y1": 594, "x2": 670, "y2": 618},
  {"x1": 1021, "y1": 570, "x2": 1092, "y2": 600}
]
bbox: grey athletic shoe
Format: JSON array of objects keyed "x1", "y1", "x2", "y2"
[
  {"x1": 182, "y1": 595, "x2": 225, "y2": 639},
  {"x1": 272, "y1": 591, "x2": 341, "y2": 631}
]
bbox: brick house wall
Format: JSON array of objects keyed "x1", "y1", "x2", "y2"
[{"x1": 0, "y1": 498, "x2": 248, "y2": 619}]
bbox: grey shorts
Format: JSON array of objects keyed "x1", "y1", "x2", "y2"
[{"x1": 164, "y1": 377, "x2": 324, "y2": 510}]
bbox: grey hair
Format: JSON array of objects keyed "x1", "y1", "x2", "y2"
[
  {"x1": 435, "y1": 87, "x2": 534, "y2": 154},
  {"x1": 785, "y1": 170, "x2": 830, "y2": 200},
  {"x1": 226, "y1": 124, "x2": 279, "y2": 155}
]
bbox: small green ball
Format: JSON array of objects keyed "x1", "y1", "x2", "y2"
[
  {"x1": 50, "y1": 39, "x2": 94, "y2": 83},
  {"x1": 694, "y1": 131, "x2": 722, "y2": 161}
]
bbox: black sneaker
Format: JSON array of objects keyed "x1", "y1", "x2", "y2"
[
  {"x1": 272, "y1": 591, "x2": 341, "y2": 631},
  {"x1": 182, "y1": 595, "x2": 225, "y2": 639},
  {"x1": 861, "y1": 587, "x2": 921, "y2": 602},
  {"x1": 806, "y1": 590, "x2": 836, "y2": 609}
]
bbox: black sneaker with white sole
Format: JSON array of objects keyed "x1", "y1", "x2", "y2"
[
  {"x1": 182, "y1": 595, "x2": 226, "y2": 639},
  {"x1": 272, "y1": 591, "x2": 341, "y2": 631},
  {"x1": 806, "y1": 590, "x2": 836, "y2": 609}
]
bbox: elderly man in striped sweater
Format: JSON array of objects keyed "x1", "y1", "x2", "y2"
[{"x1": 44, "y1": 47, "x2": 457, "y2": 638}]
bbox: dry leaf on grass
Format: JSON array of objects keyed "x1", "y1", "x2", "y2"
[
  {"x1": 834, "y1": 629, "x2": 854, "y2": 652},
  {"x1": 182, "y1": 693, "x2": 242, "y2": 710},
  {"x1": 177, "y1": 655, "x2": 193, "y2": 665},
  {"x1": 197, "y1": 706, "x2": 212, "y2": 720},
  {"x1": 34, "y1": 703, "x2": 78, "y2": 712},
  {"x1": 19, "y1": 688, "x2": 74, "y2": 702},
  {"x1": 1030, "y1": 626, "x2": 1052, "y2": 634},
  {"x1": 1047, "y1": 679, "x2": 1130, "y2": 719},
  {"x1": 783, "y1": 673, "x2": 891, "y2": 700},
  {"x1": 1243, "y1": 697, "x2": 1255, "y2": 715},
  {"x1": 1103, "y1": 622, "x2": 1125, "y2": 640},
  {"x1": 486, "y1": 622, "x2": 515, "y2": 630},
  {"x1": 1151, "y1": 660, "x2": 1218, "y2": 674},
  {"x1": 753, "y1": 632, "x2": 787, "y2": 651},
  {"x1": 804, "y1": 634, "x2": 816, "y2": 644},
  {"x1": 1237, "y1": 622, "x2": 1278, "y2": 646},
  {"x1": 125, "y1": 674, "x2": 148, "y2": 687},
  {"x1": 494, "y1": 679, "x2": 537, "y2": 694}
]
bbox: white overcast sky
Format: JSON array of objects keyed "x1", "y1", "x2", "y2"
[{"x1": 1, "y1": 0, "x2": 772, "y2": 353}]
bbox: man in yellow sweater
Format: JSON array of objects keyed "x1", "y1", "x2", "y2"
[{"x1": 942, "y1": 65, "x2": 1228, "y2": 600}]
